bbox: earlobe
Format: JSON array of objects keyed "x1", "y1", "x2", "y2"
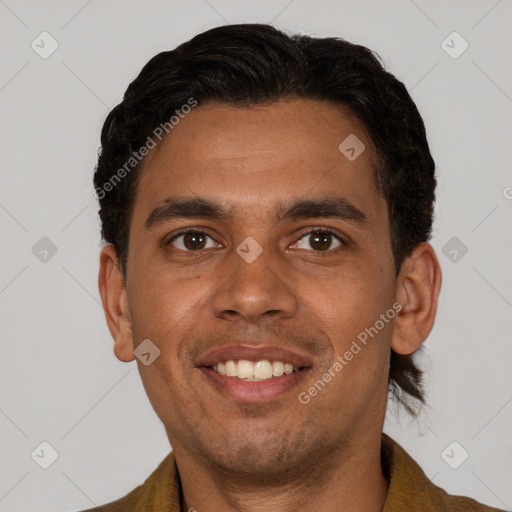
[
  {"x1": 391, "y1": 242, "x2": 442, "y2": 355},
  {"x1": 98, "y1": 245, "x2": 135, "y2": 363}
]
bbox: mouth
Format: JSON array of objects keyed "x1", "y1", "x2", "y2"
[
  {"x1": 208, "y1": 359, "x2": 301, "y2": 381},
  {"x1": 197, "y1": 345, "x2": 312, "y2": 403}
]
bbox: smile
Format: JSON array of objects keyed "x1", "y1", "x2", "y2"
[
  {"x1": 198, "y1": 344, "x2": 312, "y2": 402},
  {"x1": 209, "y1": 359, "x2": 301, "y2": 381}
]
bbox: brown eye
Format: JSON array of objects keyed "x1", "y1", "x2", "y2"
[
  {"x1": 294, "y1": 230, "x2": 343, "y2": 252},
  {"x1": 168, "y1": 231, "x2": 218, "y2": 251}
]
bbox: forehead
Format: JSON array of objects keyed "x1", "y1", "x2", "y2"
[{"x1": 132, "y1": 99, "x2": 385, "y2": 227}]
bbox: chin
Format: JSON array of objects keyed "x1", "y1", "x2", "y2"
[{"x1": 197, "y1": 427, "x2": 328, "y2": 485}]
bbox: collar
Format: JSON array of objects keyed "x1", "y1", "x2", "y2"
[{"x1": 92, "y1": 433, "x2": 500, "y2": 511}]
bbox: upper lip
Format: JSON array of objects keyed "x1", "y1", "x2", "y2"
[{"x1": 197, "y1": 344, "x2": 313, "y2": 368}]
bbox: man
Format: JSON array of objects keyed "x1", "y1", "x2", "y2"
[{"x1": 83, "y1": 23, "x2": 504, "y2": 512}]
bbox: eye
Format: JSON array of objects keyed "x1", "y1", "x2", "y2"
[
  {"x1": 292, "y1": 229, "x2": 344, "y2": 252},
  {"x1": 167, "y1": 230, "x2": 220, "y2": 251},
  {"x1": 166, "y1": 228, "x2": 346, "y2": 253}
]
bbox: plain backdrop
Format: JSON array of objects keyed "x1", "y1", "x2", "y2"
[{"x1": 1, "y1": 1, "x2": 511, "y2": 511}]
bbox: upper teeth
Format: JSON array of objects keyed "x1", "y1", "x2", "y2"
[{"x1": 211, "y1": 360, "x2": 299, "y2": 381}]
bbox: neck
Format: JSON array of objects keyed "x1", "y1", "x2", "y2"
[{"x1": 174, "y1": 430, "x2": 389, "y2": 512}]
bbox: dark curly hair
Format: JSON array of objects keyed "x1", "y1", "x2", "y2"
[{"x1": 94, "y1": 23, "x2": 436, "y2": 415}]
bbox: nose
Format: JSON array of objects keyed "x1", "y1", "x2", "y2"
[{"x1": 211, "y1": 242, "x2": 298, "y2": 323}]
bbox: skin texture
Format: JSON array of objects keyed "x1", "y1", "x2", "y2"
[{"x1": 99, "y1": 99, "x2": 442, "y2": 512}]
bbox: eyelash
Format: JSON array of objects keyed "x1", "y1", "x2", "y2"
[{"x1": 165, "y1": 227, "x2": 348, "y2": 254}]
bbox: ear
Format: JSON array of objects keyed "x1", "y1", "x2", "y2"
[
  {"x1": 391, "y1": 242, "x2": 442, "y2": 355},
  {"x1": 98, "y1": 245, "x2": 135, "y2": 362}
]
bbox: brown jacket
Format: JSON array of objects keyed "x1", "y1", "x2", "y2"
[{"x1": 77, "y1": 433, "x2": 505, "y2": 511}]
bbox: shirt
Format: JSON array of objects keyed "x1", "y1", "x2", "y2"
[{"x1": 76, "y1": 433, "x2": 505, "y2": 511}]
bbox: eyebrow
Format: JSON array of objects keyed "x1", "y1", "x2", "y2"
[{"x1": 144, "y1": 196, "x2": 369, "y2": 231}]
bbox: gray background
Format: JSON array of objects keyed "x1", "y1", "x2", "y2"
[{"x1": 1, "y1": 1, "x2": 511, "y2": 511}]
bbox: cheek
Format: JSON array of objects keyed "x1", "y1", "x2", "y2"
[
  {"x1": 127, "y1": 272, "x2": 208, "y2": 379},
  {"x1": 306, "y1": 270, "x2": 393, "y2": 380},
  {"x1": 304, "y1": 267, "x2": 388, "y2": 335},
  {"x1": 128, "y1": 268, "x2": 197, "y2": 334}
]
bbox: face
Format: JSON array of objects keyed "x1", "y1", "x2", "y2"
[{"x1": 109, "y1": 99, "x2": 407, "y2": 482}]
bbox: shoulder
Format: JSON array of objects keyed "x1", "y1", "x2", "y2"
[
  {"x1": 382, "y1": 433, "x2": 506, "y2": 512},
  {"x1": 71, "y1": 483, "x2": 146, "y2": 512},
  {"x1": 69, "y1": 450, "x2": 178, "y2": 512},
  {"x1": 443, "y1": 493, "x2": 506, "y2": 511},
  {"x1": 429, "y1": 481, "x2": 506, "y2": 512}
]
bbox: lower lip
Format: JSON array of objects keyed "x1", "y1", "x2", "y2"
[{"x1": 199, "y1": 367, "x2": 309, "y2": 403}]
